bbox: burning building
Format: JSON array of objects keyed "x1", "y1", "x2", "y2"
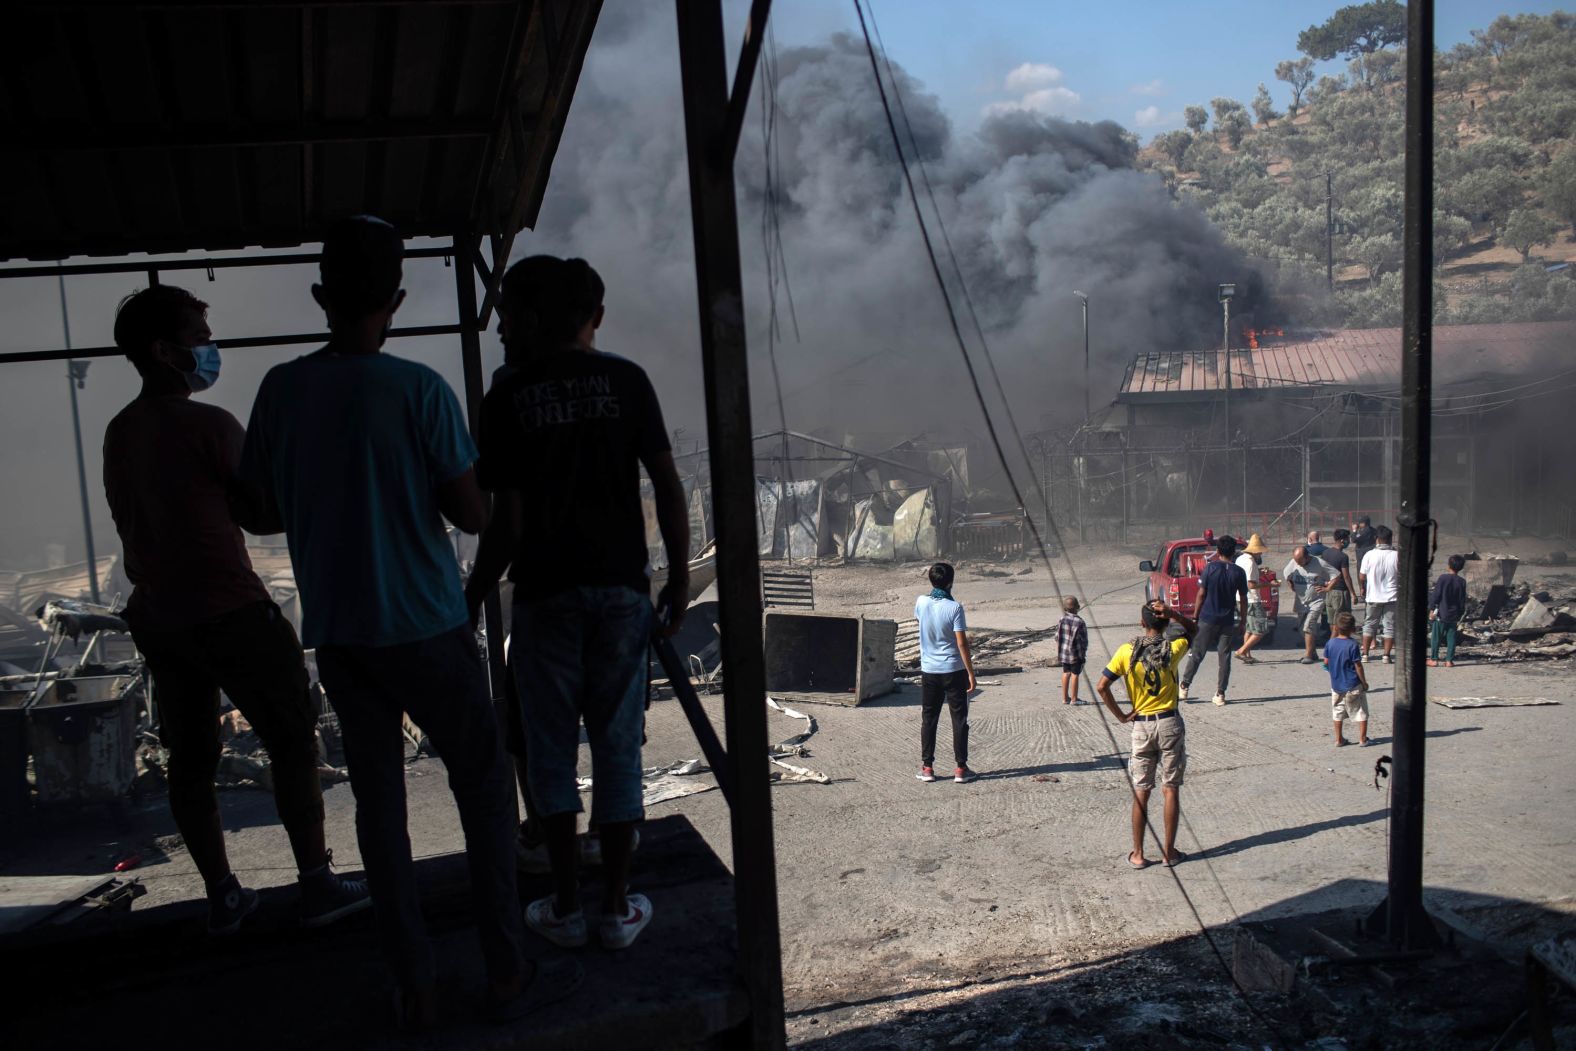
[{"x1": 1036, "y1": 321, "x2": 1576, "y2": 543}]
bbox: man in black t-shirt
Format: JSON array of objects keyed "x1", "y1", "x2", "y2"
[
  {"x1": 1350, "y1": 516, "x2": 1376, "y2": 602},
  {"x1": 1320, "y1": 528, "x2": 1358, "y2": 625},
  {"x1": 466, "y1": 256, "x2": 689, "y2": 954}
]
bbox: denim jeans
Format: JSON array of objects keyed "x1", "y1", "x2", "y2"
[
  {"x1": 316, "y1": 626, "x2": 524, "y2": 991},
  {"x1": 512, "y1": 586, "x2": 651, "y2": 826}
]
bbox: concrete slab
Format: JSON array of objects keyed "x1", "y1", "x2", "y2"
[{"x1": 0, "y1": 816, "x2": 748, "y2": 1050}]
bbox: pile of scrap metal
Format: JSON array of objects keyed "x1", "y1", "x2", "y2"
[
  {"x1": 2, "y1": 596, "x2": 347, "y2": 820},
  {"x1": 1456, "y1": 555, "x2": 1576, "y2": 660},
  {"x1": 668, "y1": 431, "x2": 953, "y2": 563}
]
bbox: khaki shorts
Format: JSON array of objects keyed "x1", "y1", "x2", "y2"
[
  {"x1": 1245, "y1": 605, "x2": 1271, "y2": 636},
  {"x1": 1364, "y1": 600, "x2": 1396, "y2": 639},
  {"x1": 1129, "y1": 714, "x2": 1186, "y2": 790},
  {"x1": 1331, "y1": 687, "x2": 1368, "y2": 722},
  {"x1": 1324, "y1": 587, "x2": 1352, "y2": 621}
]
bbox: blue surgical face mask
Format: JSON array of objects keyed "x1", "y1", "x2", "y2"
[{"x1": 179, "y1": 342, "x2": 222, "y2": 392}]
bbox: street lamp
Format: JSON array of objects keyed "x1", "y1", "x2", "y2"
[
  {"x1": 1218, "y1": 282, "x2": 1236, "y2": 445},
  {"x1": 1072, "y1": 290, "x2": 1089, "y2": 426},
  {"x1": 59, "y1": 273, "x2": 101, "y2": 605}
]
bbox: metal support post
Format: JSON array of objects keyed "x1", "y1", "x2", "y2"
[
  {"x1": 1325, "y1": 171, "x2": 1335, "y2": 291},
  {"x1": 1369, "y1": 0, "x2": 1440, "y2": 951},
  {"x1": 452, "y1": 232, "x2": 507, "y2": 703},
  {"x1": 1222, "y1": 297, "x2": 1231, "y2": 444},
  {"x1": 675, "y1": 2, "x2": 787, "y2": 1046},
  {"x1": 60, "y1": 274, "x2": 100, "y2": 604}
]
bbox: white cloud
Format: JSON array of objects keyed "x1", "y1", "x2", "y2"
[
  {"x1": 1134, "y1": 105, "x2": 1165, "y2": 127},
  {"x1": 983, "y1": 86, "x2": 1082, "y2": 118},
  {"x1": 1130, "y1": 79, "x2": 1166, "y2": 96},
  {"x1": 985, "y1": 62, "x2": 1080, "y2": 118},
  {"x1": 1004, "y1": 62, "x2": 1064, "y2": 92}
]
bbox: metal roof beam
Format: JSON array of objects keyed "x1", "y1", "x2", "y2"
[
  {"x1": 0, "y1": 244, "x2": 453, "y2": 279},
  {"x1": 13, "y1": 119, "x2": 493, "y2": 151},
  {"x1": 0, "y1": 323, "x2": 464, "y2": 366}
]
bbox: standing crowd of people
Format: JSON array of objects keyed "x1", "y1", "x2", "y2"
[
  {"x1": 913, "y1": 517, "x2": 1471, "y2": 866},
  {"x1": 104, "y1": 217, "x2": 686, "y2": 1029}
]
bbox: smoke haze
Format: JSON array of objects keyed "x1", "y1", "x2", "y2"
[{"x1": 0, "y1": 3, "x2": 1260, "y2": 568}]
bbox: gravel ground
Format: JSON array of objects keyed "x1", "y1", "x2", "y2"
[{"x1": 10, "y1": 541, "x2": 1575, "y2": 1048}]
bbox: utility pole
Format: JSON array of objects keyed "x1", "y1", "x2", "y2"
[
  {"x1": 1325, "y1": 170, "x2": 1335, "y2": 291},
  {"x1": 1218, "y1": 283, "x2": 1235, "y2": 446},
  {"x1": 1073, "y1": 290, "x2": 1089, "y2": 425},
  {"x1": 1368, "y1": 0, "x2": 1439, "y2": 951},
  {"x1": 60, "y1": 273, "x2": 100, "y2": 605}
]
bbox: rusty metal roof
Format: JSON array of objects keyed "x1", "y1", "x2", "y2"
[
  {"x1": 1119, "y1": 321, "x2": 1576, "y2": 400},
  {"x1": 0, "y1": 0, "x2": 600, "y2": 260}
]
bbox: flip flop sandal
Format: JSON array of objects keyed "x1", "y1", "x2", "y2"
[
  {"x1": 487, "y1": 959, "x2": 585, "y2": 1023},
  {"x1": 1128, "y1": 853, "x2": 1151, "y2": 870},
  {"x1": 1164, "y1": 850, "x2": 1189, "y2": 867}
]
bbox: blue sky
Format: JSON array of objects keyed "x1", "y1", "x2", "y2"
[{"x1": 757, "y1": 1, "x2": 1571, "y2": 139}]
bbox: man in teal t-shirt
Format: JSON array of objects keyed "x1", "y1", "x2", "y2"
[{"x1": 239, "y1": 217, "x2": 578, "y2": 1025}]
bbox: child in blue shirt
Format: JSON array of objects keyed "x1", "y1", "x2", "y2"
[{"x1": 1324, "y1": 611, "x2": 1370, "y2": 746}]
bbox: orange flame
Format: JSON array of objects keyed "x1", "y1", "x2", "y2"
[{"x1": 1242, "y1": 327, "x2": 1285, "y2": 349}]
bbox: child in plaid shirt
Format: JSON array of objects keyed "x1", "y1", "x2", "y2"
[{"x1": 1057, "y1": 596, "x2": 1089, "y2": 705}]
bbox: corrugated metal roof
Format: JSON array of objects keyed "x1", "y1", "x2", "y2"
[
  {"x1": 1119, "y1": 322, "x2": 1576, "y2": 399},
  {"x1": 0, "y1": 0, "x2": 600, "y2": 260}
]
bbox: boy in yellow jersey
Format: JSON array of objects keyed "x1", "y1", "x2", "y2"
[{"x1": 1097, "y1": 600, "x2": 1197, "y2": 869}]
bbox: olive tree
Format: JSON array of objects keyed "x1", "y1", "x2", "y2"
[
  {"x1": 1275, "y1": 58, "x2": 1316, "y2": 116},
  {"x1": 1251, "y1": 83, "x2": 1281, "y2": 126},
  {"x1": 1498, "y1": 208, "x2": 1560, "y2": 262}
]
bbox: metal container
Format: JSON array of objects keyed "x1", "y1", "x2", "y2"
[
  {"x1": 763, "y1": 611, "x2": 897, "y2": 707},
  {"x1": 0, "y1": 686, "x2": 36, "y2": 819},
  {"x1": 28, "y1": 676, "x2": 138, "y2": 804}
]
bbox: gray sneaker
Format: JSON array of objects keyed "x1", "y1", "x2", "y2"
[
  {"x1": 300, "y1": 855, "x2": 373, "y2": 928},
  {"x1": 207, "y1": 875, "x2": 259, "y2": 936}
]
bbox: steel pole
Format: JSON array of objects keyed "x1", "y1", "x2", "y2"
[
  {"x1": 1373, "y1": 0, "x2": 1439, "y2": 951},
  {"x1": 452, "y1": 233, "x2": 507, "y2": 704},
  {"x1": 60, "y1": 275, "x2": 100, "y2": 605},
  {"x1": 1326, "y1": 171, "x2": 1335, "y2": 291},
  {"x1": 1222, "y1": 298, "x2": 1231, "y2": 445},
  {"x1": 675, "y1": 1, "x2": 787, "y2": 1045},
  {"x1": 1081, "y1": 296, "x2": 1090, "y2": 425}
]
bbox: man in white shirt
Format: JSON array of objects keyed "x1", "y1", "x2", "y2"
[
  {"x1": 1233, "y1": 534, "x2": 1270, "y2": 664},
  {"x1": 914, "y1": 562, "x2": 978, "y2": 784},
  {"x1": 1359, "y1": 525, "x2": 1400, "y2": 664}
]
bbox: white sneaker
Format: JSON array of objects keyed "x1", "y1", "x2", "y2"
[
  {"x1": 599, "y1": 893, "x2": 653, "y2": 950},
  {"x1": 1211, "y1": 693, "x2": 1227, "y2": 706},
  {"x1": 1179, "y1": 684, "x2": 1190, "y2": 702},
  {"x1": 525, "y1": 896, "x2": 588, "y2": 948}
]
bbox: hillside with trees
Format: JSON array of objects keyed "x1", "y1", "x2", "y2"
[{"x1": 1139, "y1": 5, "x2": 1576, "y2": 326}]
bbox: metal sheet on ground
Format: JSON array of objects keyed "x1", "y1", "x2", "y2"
[
  {"x1": 0, "y1": 874, "x2": 116, "y2": 934},
  {"x1": 1429, "y1": 696, "x2": 1560, "y2": 709}
]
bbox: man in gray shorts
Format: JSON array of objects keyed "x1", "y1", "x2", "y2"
[
  {"x1": 1282, "y1": 545, "x2": 1332, "y2": 664},
  {"x1": 1360, "y1": 525, "x2": 1400, "y2": 664}
]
